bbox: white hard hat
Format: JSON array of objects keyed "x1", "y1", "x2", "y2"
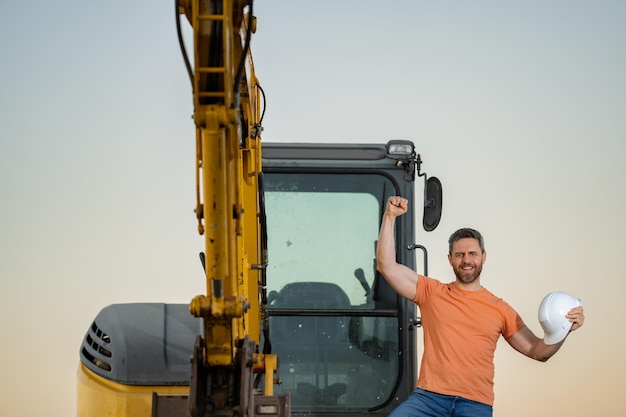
[{"x1": 538, "y1": 291, "x2": 582, "y2": 345}]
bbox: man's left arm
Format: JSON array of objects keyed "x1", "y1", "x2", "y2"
[{"x1": 506, "y1": 306, "x2": 585, "y2": 362}]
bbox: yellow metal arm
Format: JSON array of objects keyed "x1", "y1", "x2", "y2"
[{"x1": 179, "y1": 0, "x2": 266, "y2": 385}]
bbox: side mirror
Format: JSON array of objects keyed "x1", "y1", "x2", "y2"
[{"x1": 423, "y1": 176, "x2": 442, "y2": 232}]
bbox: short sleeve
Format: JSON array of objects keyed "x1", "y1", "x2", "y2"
[
  {"x1": 413, "y1": 275, "x2": 439, "y2": 305},
  {"x1": 502, "y1": 302, "x2": 526, "y2": 339}
]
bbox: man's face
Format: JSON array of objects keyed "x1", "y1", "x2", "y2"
[{"x1": 448, "y1": 238, "x2": 486, "y2": 284}]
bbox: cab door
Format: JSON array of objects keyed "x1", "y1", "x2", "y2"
[{"x1": 262, "y1": 169, "x2": 418, "y2": 416}]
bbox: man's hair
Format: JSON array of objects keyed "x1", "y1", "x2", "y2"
[{"x1": 448, "y1": 228, "x2": 485, "y2": 254}]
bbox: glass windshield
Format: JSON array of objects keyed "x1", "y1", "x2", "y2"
[{"x1": 264, "y1": 172, "x2": 400, "y2": 413}]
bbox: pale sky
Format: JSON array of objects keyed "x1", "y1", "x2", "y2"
[{"x1": 1, "y1": 1, "x2": 625, "y2": 416}]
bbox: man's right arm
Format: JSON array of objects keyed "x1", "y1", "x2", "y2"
[{"x1": 376, "y1": 196, "x2": 419, "y2": 301}]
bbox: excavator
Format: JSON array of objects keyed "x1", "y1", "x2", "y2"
[{"x1": 76, "y1": 1, "x2": 443, "y2": 416}]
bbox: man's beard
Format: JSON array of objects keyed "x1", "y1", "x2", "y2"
[{"x1": 454, "y1": 263, "x2": 483, "y2": 284}]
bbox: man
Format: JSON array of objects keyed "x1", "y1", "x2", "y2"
[{"x1": 376, "y1": 196, "x2": 585, "y2": 417}]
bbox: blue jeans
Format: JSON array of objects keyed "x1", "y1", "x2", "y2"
[{"x1": 388, "y1": 388, "x2": 492, "y2": 417}]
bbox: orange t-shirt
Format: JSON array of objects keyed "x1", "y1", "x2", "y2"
[{"x1": 413, "y1": 275, "x2": 525, "y2": 406}]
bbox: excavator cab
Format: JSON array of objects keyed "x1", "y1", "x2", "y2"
[{"x1": 259, "y1": 140, "x2": 440, "y2": 415}]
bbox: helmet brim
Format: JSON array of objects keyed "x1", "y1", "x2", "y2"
[{"x1": 543, "y1": 320, "x2": 573, "y2": 345}]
